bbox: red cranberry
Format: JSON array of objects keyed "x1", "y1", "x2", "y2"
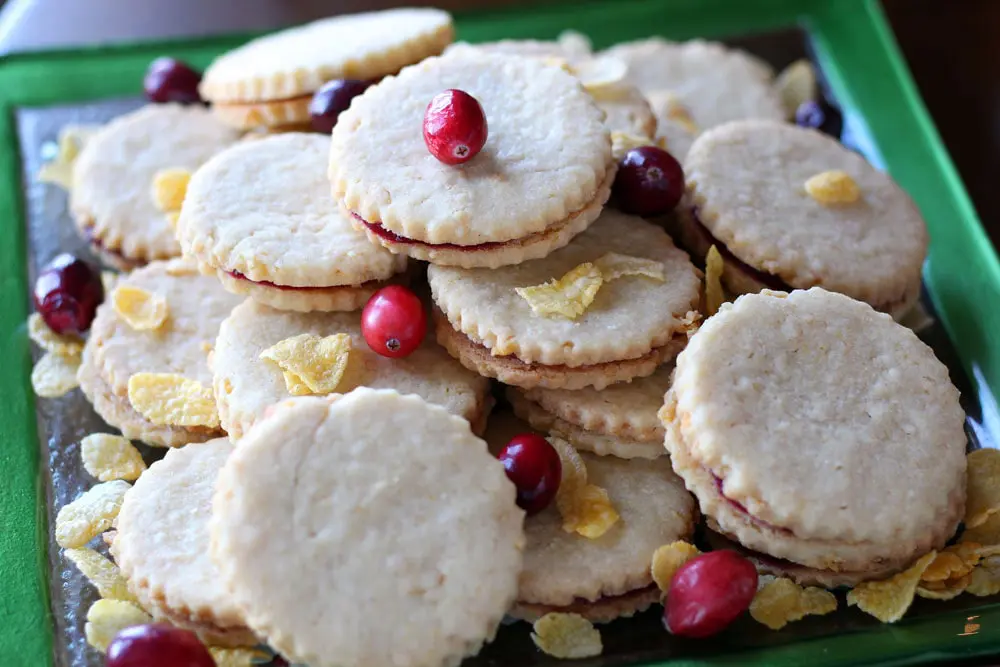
[
  {"x1": 664, "y1": 550, "x2": 758, "y2": 638},
  {"x1": 613, "y1": 146, "x2": 685, "y2": 216},
  {"x1": 423, "y1": 89, "x2": 488, "y2": 165},
  {"x1": 33, "y1": 253, "x2": 103, "y2": 335},
  {"x1": 309, "y1": 79, "x2": 370, "y2": 134},
  {"x1": 795, "y1": 99, "x2": 844, "y2": 139},
  {"x1": 498, "y1": 434, "x2": 562, "y2": 515},
  {"x1": 105, "y1": 624, "x2": 214, "y2": 667},
  {"x1": 143, "y1": 58, "x2": 203, "y2": 105},
  {"x1": 361, "y1": 285, "x2": 427, "y2": 358}
]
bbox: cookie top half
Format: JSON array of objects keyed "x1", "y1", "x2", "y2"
[
  {"x1": 686, "y1": 120, "x2": 929, "y2": 308},
  {"x1": 330, "y1": 47, "x2": 612, "y2": 246},
  {"x1": 200, "y1": 8, "x2": 454, "y2": 103}
]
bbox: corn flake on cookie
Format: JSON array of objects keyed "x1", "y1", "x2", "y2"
[
  {"x1": 201, "y1": 8, "x2": 454, "y2": 130},
  {"x1": 210, "y1": 389, "x2": 525, "y2": 667},
  {"x1": 330, "y1": 46, "x2": 614, "y2": 268},
  {"x1": 177, "y1": 133, "x2": 407, "y2": 312}
]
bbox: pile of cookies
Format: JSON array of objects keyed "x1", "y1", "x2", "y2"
[{"x1": 28, "y1": 7, "x2": 998, "y2": 667}]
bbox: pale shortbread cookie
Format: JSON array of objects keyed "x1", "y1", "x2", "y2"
[
  {"x1": 484, "y1": 412, "x2": 694, "y2": 621},
  {"x1": 602, "y1": 38, "x2": 784, "y2": 131},
  {"x1": 428, "y1": 209, "x2": 700, "y2": 389},
  {"x1": 453, "y1": 32, "x2": 592, "y2": 60},
  {"x1": 201, "y1": 8, "x2": 454, "y2": 128},
  {"x1": 70, "y1": 104, "x2": 240, "y2": 265},
  {"x1": 178, "y1": 134, "x2": 406, "y2": 311},
  {"x1": 212, "y1": 299, "x2": 491, "y2": 439},
  {"x1": 330, "y1": 47, "x2": 613, "y2": 266},
  {"x1": 678, "y1": 120, "x2": 928, "y2": 317},
  {"x1": 663, "y1": 289, "x2": 966, "y2": 574},
  {"x1": 111, "y1": 438, "x2": 257, "y2": 647},
  {"x1": 210, "y1": 390, "x2": 524, "y2": 667}
]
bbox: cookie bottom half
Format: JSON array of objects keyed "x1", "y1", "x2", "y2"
[
  {"x1": 213, "y1": 266, "x2": 396, "y2": 312},
  {"x1": 509, "y1": 584, "x2": 661, "y2": 624}
]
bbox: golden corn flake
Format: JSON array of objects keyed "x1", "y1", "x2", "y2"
[
  {"x1": 541, "y1": 56, "x2": 574, "y2": 74},
  {"x1": 531, "y1": 612, "x2": 603, "y2": 659},
  {"x1": 916, "y1": 573, "x2": 971, "y2": 601},
  {"x1": 961, "y1": 512, "x2": 1000, "y2": 546},
  {"x1": 965, "y1": 448, "x2": 1000, "y2": 528},
  {"x1": 921, "y1": 542, "x2": 984, "y2": 582},
  {"x1": 65, "y1": 547, "x2": 135, "y2": 602},
  {"x1": 259, "y1": 333, "x2": 352, "y2": 395},
  {"x1": 209, "y1": 648, "x2": 272, "y2": 667},
  {"x1": 558, "y1": 483, "x2": 620, "y2": 539},
  {"x1": 549, "y1": 436, "x2": 587, "y2": 492},
  {"x1": 81, "y1": 433, "x2": 147, "y2": 482},
  {"x1": 166, "y1": 210, "x2": 181, "y2": 230},
  {"x1": 704, "y1": 245, "x2": 726, "y2": 317},
  {"x1": 37, "y1": 124, "x2": 102, "y2": 190},
  {"x1": 112, "y1": 285, "x2": 169, "y2": 331},
  {"x1": 594, "y1": 253, "x2": 665, "y2": 282},
  {"x1": 804, "y1": 170, "x2": 861, "y2": 206},
  {"x1": 515, "y1": 263, "x2": 604, "y2": 320},
  {"x1": 651, "y1": 541, "x2": 701, "y2": 593},
  {"x1": 967, "y1": 555, "x2": 1000, "y2": 597},
  {"x1": 55, "y1": 480, "x2": 131, "y2": 548},
  {"x1": 775, "y1": 59, "x2": 817, "y2": 118},
  {"x1": 575, "y1": 56, "x2": 628, "y2": 95},
  {"x1": 750, "y1": 577, "x2": 837, "y2": 630},
  {"x1": 659, "y1": 91, "x2": 699, "y2": 135},
  {"x1": 846, "y1": 551, "x2": 936, "y2": 623},
  {"x1": 84, "y1": 599, "x2": 152, "y2": 653},
  {"x1": 127, "y1": 373, "x2": 220, "y2": 428},
  {"x1": 28, "y1": 312, "x2": 84, "y2": 357},
  {"x1": 611, "y1": 131, "x2": 655, "y2": 161},
  {"x1": 31, "y1": 351, "x2": 82, "y2": 398},
  {"x1": 151, "y1": 167, "x2": 192, "y2": 213}
]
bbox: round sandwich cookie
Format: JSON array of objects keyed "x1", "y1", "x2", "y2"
[
  {"x1": 484, "y1": 411, "x2": 695, "y2": 622},
  {"x1": 70, "y1": 104, "x2": 241, "y2": 269},
  {"x1": 662, "y1": 289, "x2": 967, "y2": 583},
  {"x1": 212, "y1": 298, "x2": 492, "y2": 440},
  {"x1": 201, "y1": 8, "x2": 454, "y2": 130},
  {"x1": 177, "y1": 133, "x2": 408, "y2": 312},
  {"x1": 676, "y1": 120, "x2": 928, "y2": 317},
  {"x1": 428, "y1": 209, "x2": 701, "y2": 390},
  {"x1": 82, "y1": 258, "x2": 243, "y2": 447},
  {"x1": 330, "y1": 47, "x2": 615, "y2": 268},
  {"x1": 110, "y1": 438, "x2": 257, "y2": 647},
  {"x1": 507, "y1": 363, "x2": 673, "y2": 460},
  {"x1": 210, "y1": 389, "x2": 525, "y2": 667}
]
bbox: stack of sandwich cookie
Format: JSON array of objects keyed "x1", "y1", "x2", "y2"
[
  {"x1": 70, "y1": 104, "x2": 240, "y2": 269},
  {"x1": 330, "y1": 47, "x2": 615, "y2": 268},
  {"x1": 177, "y1": 133, "x2": 408, "y2": 312},
  {"x1": 428, "y1": 209, "x2": 701, "y2": 390},
  {"x1": 661, "y1": 288, "x2": 966, "y2": 587},
  {"x1": 199, "y1": 8, "x2": 454, "y2": 131}
]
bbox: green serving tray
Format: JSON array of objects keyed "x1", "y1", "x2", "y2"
[{"x1": 3, "y1": 0, "x2": 1000, "y2": 665}]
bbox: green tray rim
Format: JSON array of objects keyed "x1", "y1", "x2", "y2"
[{"x1": 2, "y1": 0, "x2": 1000, "y2": 665}]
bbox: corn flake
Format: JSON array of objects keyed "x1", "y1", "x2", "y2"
[
  {"x1": 166, "y1": 210, "x2": 181, "y2": 230},
  {"x1": 209, "y1": 648, "x2": 273, "y2": 667},
  {"x1": 151, "y1": 167, "x2": 192, "y2": 213},
  {"x1": 750, "y1": 577, "x2": 837, "y2": 630},
  {"x1": 81, "y1": 433, "x2": 147, "y2": 482},
  {"x1": 112, "y1": 285, "x2": 169, "y2": 331},
  {"x1": 594, "y1": 253, "x2": 665, "y2": 282},
  {"x1": 804, "y1": 170, "x2": 861, "y2": 206},
  {"x1": 548, "y1": 436, "x2": 620, "y2": 538},
  {"x1": 962, "y1": 512, "x2": 1000, "y2": 546},
  {"x1": 549, "y1": 436, "x2": 587, "y2": 492},
  {"x1": 846, "y1": 551, "x2": 936, "y2": 623},
  {"x1": 657, "y1": 91, "x2": 699, "y2": 135},
  {"x1": 32, "y1": 351, "x2": 82, "y2": 398},
  {"x1": 65, "y1": 547, "x2": 135, "y2": 602},
  {"x1": 921, "y1": 542, "x2": 984, "y2": 582},
  {"x1": 37, "y1": 124, "x2": 102, "y2": 190},
  {"x1": 575, "y1": 56, "x2": 628, "y2": 95},
  {"x1": 651, "y1": 541, "x2": 701, "y2": 594},
  {"x1": 28, "y1": 312, "x2": 84, "y2": 357},
  {"x1": 55, "y1": 480, "x2": 130, "y2": 548},
  {"x1": 967, "y1": 555, "x2": 1000, "y2": 597},
  {"x1": 916, "y1": 573, "x2": 971, "y2": 601},
  {"x1": 704, "y1": 245, "x2": 725, "y2": 317},
  {"x1": 965, "y1": 448, "x2": 1000, "y2": 528},
  {"x1": 531, "y1": 612, "x2": 603, "y2": 659},
  {"x1": 515, "y1": 263, "x2": 604, "y2": 320},
  {"x1": 775, "y1": 59, "x2": 817, "y2": 119},
  {"x1": 611, "y1": 131, "x2": 656, "y2": 161},
  {"x1": 127, "y1": 373, "x2": 219, "y2": 428},
  {"x1": 85, "y1": 599, "x2": 152, "y2": 653},
  {"x1": 259, "y1": 333, "x2": 352, "y2": 396}
]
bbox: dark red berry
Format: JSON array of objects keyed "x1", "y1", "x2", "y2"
[
  {"x1": 361, "y1": 285, "x2": 427, "y2": 358},
  {"x1": 795, "y1": 99, "x2": 844, "y2": 139},
  {"x1": 33, "y1": 253, "x2": 103, "y2": 335},
  {"x1": 105, "y1": 624, "x2": 214, "y2": 667},
  {"x1": 498, "y1": 434, "x2": 562, "y2": 515},
  {"x1": 423, "y1": 89, "x2": 488, "y2": 165},
  {"x1": 612, "y1": 146, "x2": 684, "y2": 216},
  {"x1": 309, "y1": 79, "x2": 370, "y2": 134},
  {"x1": 143, "y1": 58, "x2": 203, "y2": 105},
  {"x1": 664, "y1": 550, "x2": 758, "y2": 638}
]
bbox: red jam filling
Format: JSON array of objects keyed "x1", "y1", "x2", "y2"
[
  {"x1": 225, "y1": 269, "x2": 374, "y2": 292},
  {"x1": 712, "y1": 474, "x2": 792, "y2": 536},
  {"x1": 689, "y1": 207, "x2": 790, "y2": 292},
  {"x1": 354, "y1": 213, "x2": 513, "y2": 252}
]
